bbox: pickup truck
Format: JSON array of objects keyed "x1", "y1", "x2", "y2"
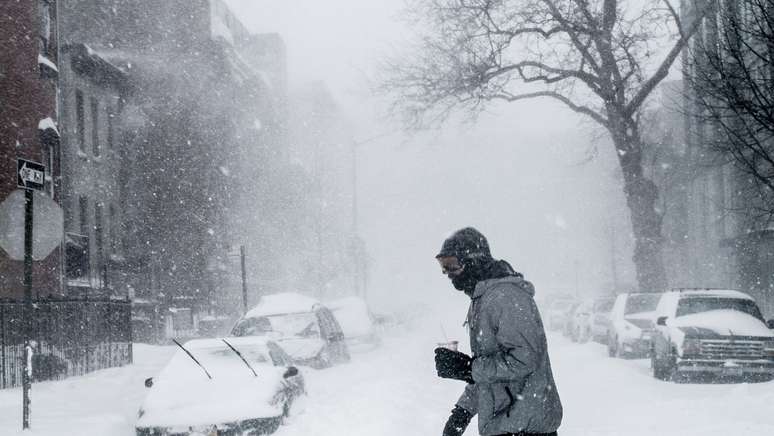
[{"x1": 651, "y1": 289, "x2": 774, "y2": 382}]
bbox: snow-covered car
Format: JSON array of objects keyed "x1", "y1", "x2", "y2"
[
  {"x1": 561, "y1": 301, "x2": 581, "y2": 338},
  {"x1": 590, "y1": 296, "x2": 616, "y2": 343},
  {"x1": 547, "y1": 299, "x2": 575, "y2": 331},
  {"x1": 231, "y1": 292, "x2": 350, "y2": 369},
  {"x1": 651, "y1": 289, "x2": 774, "y2": 381},
  {"x1": 566, "y1": 300, "x2": 593, "y2": 343},
  {"x1": 327, "y1": 296, "x2": 381, "y2": 351},
  {"x1": 135, "y1": 337, "x2": 305, "y2": 436},
  {"x1": 607, "y1": 293, "x2": 660, "y2": 358}
]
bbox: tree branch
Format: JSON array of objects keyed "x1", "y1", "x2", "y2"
[
  {"x1": 626, "y1": 0, "x2": 714, "y2": 116},
  {"x1": 662, "y1": 0, "x2": 684, "y2": 39},
  {"x1": 492, "y1": 90, "x2": 609, "y2": 125}
]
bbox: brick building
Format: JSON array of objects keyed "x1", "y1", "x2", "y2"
[
  {"x1": 57, "y1": 43, "x2": 130, "y2": 298},
  {"x1": 56, "y1": 0, "x2": 291, "y2": 321},
  {"x1": 0, "y1": 0, "x2": 63, "y2": 299}
]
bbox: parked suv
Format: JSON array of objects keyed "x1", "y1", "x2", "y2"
[
  {"x1": 651, "y1": 289, "x2": 774, "y2": 381},
  {"x1": 607, "y1": 293, "x2": 660, "y2": 358},
  {"x1": 547, "y1": 299, "x2": 575, "y2": 331},
  {"x1": 231, "y1": 293, "x2": 350, "y2": 369},
  {"x1": 566, "y1": 300, "x2": 593, "y2": 343},
  {"x1": 590, "y1": 297, "x2": 616, "y2": 343}
]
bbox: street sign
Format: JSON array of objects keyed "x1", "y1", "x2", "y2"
[
  {"x1": 0, "y1": 190, "x2": 63, "y2": 260},
  {"x1": 17, "y1": 158, "x2": 45, "y2": 191}
]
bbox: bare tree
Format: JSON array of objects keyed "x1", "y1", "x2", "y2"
[
  {"x1": 384, "y1": 0, "x2": 713, "y2": 292},
  {"x1": 687, "y1": 0, "x2": 774, "y2": 225}
]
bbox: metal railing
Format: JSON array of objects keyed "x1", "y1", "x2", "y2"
[{"x1": 0, "y1": 297, "x2": 132, "y2": 389}]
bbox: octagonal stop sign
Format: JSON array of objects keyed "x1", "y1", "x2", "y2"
[{"x1": 0, "y1": 190, "x2": 64, "y2": 260}]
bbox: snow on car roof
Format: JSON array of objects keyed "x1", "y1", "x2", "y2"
[
  {"x1": 671, "y1": 289, "x2": 754, "y2": 300},
  {"x1": 245, "y1": 292, "x2": 321, "y2": 318},
  {"x1": 327, "y1": 296, "x2": 374, "y2": 338}
]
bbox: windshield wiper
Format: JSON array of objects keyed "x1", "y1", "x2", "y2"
[
  {"x1": 221, "y1": 339, "x2": 258, "y2": 377},
  {"x1": 172, "y1": 339, "x2": 212, "y2": 380}
]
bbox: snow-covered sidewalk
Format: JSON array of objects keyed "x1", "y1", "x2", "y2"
[
  {"x1": 0, "y1": 345, "x2": 175, "y2": 436},
  {"x1": 1, "y1": 320, "x2": 773, "y2": 436}
]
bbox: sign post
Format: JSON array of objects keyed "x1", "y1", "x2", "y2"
[
  {"x1": 17, "y1": 158, "x2": 45, "y2": 431},
  {"x1": 240, "y1": 246, "x2": 248, "y2": 315}
]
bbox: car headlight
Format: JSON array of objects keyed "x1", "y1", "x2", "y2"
[
  {"x1": 187, "y1": 425, "x2": 218, "y2": 436},
  {"x1": 682, "y1": 338, "x2": 701, "y2": 356}
]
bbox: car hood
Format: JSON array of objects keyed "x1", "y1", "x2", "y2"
[
  {"x1": 137, "y1": 367, "x2": 285, "y2": 428},
  {"x1": 671, "y1": 310, "x2": 774, "y2": 338}
]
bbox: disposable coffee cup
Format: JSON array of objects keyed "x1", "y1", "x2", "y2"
[{"x1": 437, "y1": 340, "x2": 459, "y2": 351}]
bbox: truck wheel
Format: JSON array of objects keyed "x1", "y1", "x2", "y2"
[
  {"x1": 607, "y1": 335, "x2": 617, "y2": 357},
  {"x1": 653, "y1": 350, "x2": 676, "y2": 381}
]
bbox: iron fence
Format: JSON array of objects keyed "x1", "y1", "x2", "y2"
[{"x1": 0, "y1": 297, "x2": 132, "y2": 389}]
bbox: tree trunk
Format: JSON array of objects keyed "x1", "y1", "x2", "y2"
[{"x1": 610, "y1": 119, "x2": 668, "y2": 293}]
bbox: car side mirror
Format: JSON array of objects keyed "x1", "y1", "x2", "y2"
[
  {"x1": 144, "y1": 377, "x2": 154, "y2": 388},
  {"x1": 767, "y1": 319, "x2": 774, "y2": 330},
  {"x1": 283, "y1": 366, "x2": 299, "y2": 379},
  {"x1": 656, "y1": 316, "x2": 668, "y2": 326}
]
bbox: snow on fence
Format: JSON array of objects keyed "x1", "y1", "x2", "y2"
[{"x1": 0, "y1": 298, "x2": 132, "y2": 389}]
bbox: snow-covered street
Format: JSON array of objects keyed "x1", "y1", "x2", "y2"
[{"x1": 2, "y1": 316, "x2": 773, "y2": 436}]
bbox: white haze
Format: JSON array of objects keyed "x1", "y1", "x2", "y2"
[{"x1": 226, "y1": 0, "x2": 637, "y2": 314}]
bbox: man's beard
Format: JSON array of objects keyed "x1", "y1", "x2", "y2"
[{"x1": 450, "y1": 272, "x2": 479, "y2": 295}]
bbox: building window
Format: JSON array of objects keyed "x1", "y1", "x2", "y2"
[
  {"x1": 65, "y1": 232, "x2": 90, "y2": 281},
  {"x1": 76, "y1": 90, "x2": 85, "y2": 151},
  {"x1": 79, "y1": 196, "x2": 89, "y2": 236},
  {"x1": 107, "y1": 106, "x2": 114, "y2": 149},
  {"x1": 91, "y1": 98, "x2": 100, "y2": 156},
  {"x1": 38, "y1": 0, "x2": 51, "y2": 56},
  {"x1": 95, "y1": 202, "x2": 103, "y2": 249},
  {"x1": 109, "y1": 203, "x2": 117, "y2": 252},
  {"x1": 95, "y1": 202, "x2": 107, "y2": 286}
]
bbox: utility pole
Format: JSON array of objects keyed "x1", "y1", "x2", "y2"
[
  {"x1": 349, "y1": 132, "x2": 391, "y2": 299},
  {"x1": 574, "y1": 260, "x2": 580, "y2": 299},
  {"x1": 22, "y1": 188, "x2": 33, "y2": 430},
  {"x1": 240, "y1": 245, "x2": 248, "y2": 315},
  {"x1": 351, "y1": 141, "x2": 360, "y2": 297},
  {"x1": 608, "y1": 219, "x2": 620, "y2": 295}
]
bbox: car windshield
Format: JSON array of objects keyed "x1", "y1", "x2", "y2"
[
  {"x1": 624, "y1": 294, "x2": 660, "y2": 315},
  {"x1": 199, "y1": 344, "x2": 270, "y2": 365},
  {"x1": 233, "y1": 312, "x2": 321, "y2": 338},
  {"x1": 267, "y1": 312, "x2": 320, "y2": 337},
  {"x1": 675, "y1": 297, "x2": 764, "y2": 320}
]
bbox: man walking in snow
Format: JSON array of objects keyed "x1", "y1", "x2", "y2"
[{"x1": 434, "y1": 227, "x2": 562, "y2": 436}]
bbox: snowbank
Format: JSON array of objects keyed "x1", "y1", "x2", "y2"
[{"x1": 2, "y1": 314, "x2": 774, "y2": 436}]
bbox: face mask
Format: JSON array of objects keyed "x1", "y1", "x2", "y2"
[
  {"x1": 450, "y1": 271, "x2": 478, "y2": 295},
  {"x1": 449, "y1": 260, "x2": 482, "y2": 295}
]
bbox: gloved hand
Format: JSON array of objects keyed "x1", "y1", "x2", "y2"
[
  {"x1": 434, "y1": 347, "x2": 474, "y2": 383},
  {"x1": 442, "y1": 405, "x2": 473, "y2": 436}
]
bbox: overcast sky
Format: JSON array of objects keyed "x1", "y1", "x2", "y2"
[{"x1": 226, "y1": 0, "x2": 636, "y2": 312}]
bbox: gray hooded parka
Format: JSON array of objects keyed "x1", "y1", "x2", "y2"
[{"x1": 456, "y1": 276, "x2": 562, "y2": 435}]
